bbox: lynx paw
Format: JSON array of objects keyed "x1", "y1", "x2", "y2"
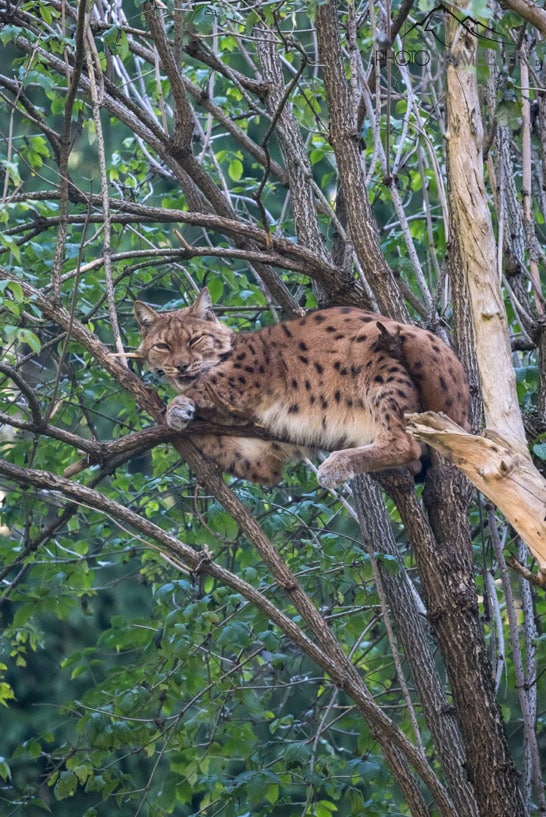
[
  {"x1": 317, "y1": 453, "x2": 355, "y2": 489},
  {"x1": 166, "y1": 396, "x2": 195, "y2": 430}
]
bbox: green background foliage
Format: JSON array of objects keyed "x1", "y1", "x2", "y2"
[{"x1": 0, "y1": 0, "x2": 544, "y2": 815}]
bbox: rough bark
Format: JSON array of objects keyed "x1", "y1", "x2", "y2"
[
  {"x1": 255, "y1": 26, "x2": 336, "y2": 305},
  {"x1": 315, "y1": 0, "x2": 407, "y2": 320},
  {"x1": 378, "y1": 468, "x2": 526, "y2": 817},
  {"x1": 354, "y1": 475, "x2": 480, "y2": 817}
]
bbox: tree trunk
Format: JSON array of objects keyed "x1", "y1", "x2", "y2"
[
  {"x1": 445, "y1": 8, "x2": 525, "y2": 443},
  {"x1": 378, "y1": 466, "x2": 526, "y2": 817},
  {"x1": 354, "y1": 474, "x2": 480, "y2": 817},
  {"x1": 315, "y1": 0, "x2": 407, "y2": 320}
]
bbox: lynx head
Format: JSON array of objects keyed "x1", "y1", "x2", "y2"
[{"x1": 134, "y1": 288, "x2": 233, "y2": 392}]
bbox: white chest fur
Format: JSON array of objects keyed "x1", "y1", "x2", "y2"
[{"x1": 256, "y1": 400, "x2": 377, "y2": 451}]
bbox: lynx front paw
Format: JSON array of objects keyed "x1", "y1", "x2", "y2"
[
  {"x1": 317, "y1": 452, "x2": 355, "y2": 489},
  {"x1": 166, "y1": 396, "x2": 195, "y2": 430}
]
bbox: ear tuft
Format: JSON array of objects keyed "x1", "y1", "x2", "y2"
[
  {"x1": 134, "y1": 301, "x2": 159, "y2": 333},
  {"x1": 192, "y1": 287, "x2": 217, "y2": 321}
]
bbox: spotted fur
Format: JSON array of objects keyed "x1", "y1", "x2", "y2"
[{"x1": 135, "y1": 289, "x2": 470, "y2": 487}]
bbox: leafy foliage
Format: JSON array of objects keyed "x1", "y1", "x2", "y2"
[{"x1": 0, "y1": 1, "x2": 545, "y2": 816}]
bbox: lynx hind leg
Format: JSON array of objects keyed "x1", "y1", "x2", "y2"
[
  {"x1": 317, "y1": 380, "x2": 422, "y2": 489},
  {"x1": 192, "y1": 435, "x2": 299, "y2": 485},
  {"x1": 317, "y1": 430, "x2": 422, "y2": 488}
]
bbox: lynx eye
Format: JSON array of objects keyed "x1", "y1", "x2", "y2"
[
  {"x1": 189, "y1": 335, "x2": 204, "y2": 348},
  {"x1": 153, "y1": 342, "x2": 170, "y2": 351}
]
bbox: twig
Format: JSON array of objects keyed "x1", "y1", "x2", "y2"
[
  {"x1": 0, "y1": 362, "x2": 43, "y2": 427},
  {"x1": 85, "y1": 26, "x2": 127, "y2": 362},
  {"x1": 519, "y1": 47, "x2": 544, "y2": 313},
  {"x1": 51, "y1": 0, "x2": 88, "y2": 303}
]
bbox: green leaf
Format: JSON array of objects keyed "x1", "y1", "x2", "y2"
[
  {"x1": 0, "y1": 683, "x2": 15, "y2": 707},
  {"x1": 17, "y1": 328, "x2": 42, "y2": 354},
  {"x1": 228, "y1": 158, "x2": 243, "y2": 181},
  {"x1": 315, "y1": 801, "x2": 338, "y2": 817},
  {"x1": 53, "y1": 770, "x2": 78, "y2": 800},
  {"x1": 102, "y1": 26, "x2": 130, "y2": 59},
  {"x1": 0, "y1": 757, "x2": 12, "y2": 781}
]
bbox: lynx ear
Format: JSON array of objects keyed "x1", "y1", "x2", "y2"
[
  {"x1": 191, "y1": 287, "x2": 217, "y2": 321},
  {"x1": 134, "y1": 301, "x2": 160, "y2": 334}
]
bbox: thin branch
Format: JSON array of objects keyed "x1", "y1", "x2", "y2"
[
  {"x1": 51, "y1": 0, "x2": 88, "y2": 303},
  {"x1": 0, "y1": 363, "x2": 43, "y2": 427},
  {"x1": 519, "y1": 48, "x2": 544, "y2": 311},
  {"x1": 85, "y1": 27, "x2": 126, "y2": 362}
]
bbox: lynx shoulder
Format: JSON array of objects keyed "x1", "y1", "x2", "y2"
[{"x1": 135, "y1": 288, "x2": 470, "y2": 487}]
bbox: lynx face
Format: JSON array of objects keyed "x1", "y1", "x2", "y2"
[{"x1": 134, "y1": 291, "x2": 233, "y2": 393}]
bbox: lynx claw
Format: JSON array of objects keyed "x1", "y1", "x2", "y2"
[
  {"x1": 317, "y1": 453, "x2": 355, "y2": 489},
  {"x1": 166, "y1": 396, "x2": 195, "y2": 430}
]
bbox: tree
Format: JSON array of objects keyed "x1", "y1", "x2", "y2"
[{"x1": 0, "y1": 1, "x2": 544, "y2": 815}]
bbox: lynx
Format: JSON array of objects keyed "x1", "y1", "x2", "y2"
[{"x1": 135, "y1": 289, "x2": 470, "y2": 488}]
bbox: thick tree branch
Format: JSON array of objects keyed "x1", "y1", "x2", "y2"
[
  {"x1": 407, "y1": 412, "x2": 546, "y2": 574},
  {"x1": 143, "y1": 0, "x2": 195, "y2": 152},
  {"x1": 353, "y1": 474, "x2": 480, "y2": 817},
  {"x1": 496, "y1": 0, "x2": 546, "y2": 36},
  {"x1": 4, "y1": 207, "x2": 368, "y2": 305},
  {"x1": 378, "y1": 464, "x2": 525, "y2": 817},
  {"x1": 445, "y1": 11, "x2": 526, "y2": 442},
  {"x1": 315, "y1": 0, "x2": 406, "y2": 319},
  {"x1": 62, "y1": 420, "x2": 293, "y2": 477}
]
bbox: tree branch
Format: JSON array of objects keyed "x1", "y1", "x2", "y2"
[
  {"x1": 496, "y1": 0, "x2": 546, "y2": 36},
  {"x1": 406, "y1": 412, "x2": 546, "y2": 574},
  {"x1": 4, "y1": 206, "x2": 369, "y2": 305},
  {"x1": 315, "y1": 0, "x2": 406, "y2": 319},
  {"x1": 353, "y1": 473, "x2": 480, "y2": 817},
  {"x1": 445, "y1": 10, "x2": 526, "y2": 441}
]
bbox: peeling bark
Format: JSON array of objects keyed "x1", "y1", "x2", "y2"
[{"x1": 407, "y1": 412, "x2": 546, "y2": 574}]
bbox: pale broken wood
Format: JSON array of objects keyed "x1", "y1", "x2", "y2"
[{"x1": 406, "y1": 412, "x2": 546, "y2": 574}]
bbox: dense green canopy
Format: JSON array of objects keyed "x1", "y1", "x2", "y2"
[{"x1": 0, "y1": 1, "x2": 545, "y2": 816}]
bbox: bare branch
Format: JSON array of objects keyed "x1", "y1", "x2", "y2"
[
  {"x1": 406, "y1": 411, "x2": 546, "y2": 573},
  {"x1": 445, "y1": 12, "x2": 526, "y2": 442}
]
